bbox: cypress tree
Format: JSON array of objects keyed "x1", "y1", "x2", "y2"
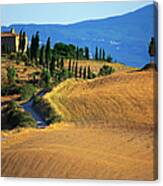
[
  {"x1": 30, "y1": 35, "x2": 35, "y2": 62},
  {"x1": 79, "y1": 48, "x2": 84, "y2": 60},
  {"x1": 41, "y1": 68, "x2": 51, "y2": 86},
  {"x1": 87, "y1": 66, "x2": 91, "y2": 79},
  {"x1": 22, "y1": 32, "x2": 26, "y2": 53},
  {"x1": 50, "y1": 56, "x2": 56, "y2": 76},
  {"x1": 85, "y1": 47, "x2": 89, "y2": 60},
  {"x1": 72, "y1": 61, "x2": 75, "y2": 75},
  {"x1": 148, "y1": 37, "x2": 155, "y2": 60},
  {"x1": 60, "y1": 58, "x2": 64, "y2": 70},
  {"x1": 76, "y1": 46, "x2": 79, "y2": 60},
  {"x1": 83, "y1": 66, "x2": 87, "y2": 79},
  {"x1": 95, "y1": 47, "x2": 98, "y2": 60},
  {"x1": 34, "y1": 31, "x2": 39, "y2": 64},
  {"x1": 79, "y1": 66, "x2": 83, "y2": 78},
  {"x1": 18, "y1": 30, "x2": 23, "y2": 52},
  {"x1": 99, "y1": 48, "x2": 102, "y2": 60},
  {"x1": 39, "y1": 45, "x2": 45, "y2": 66},
  {"x1": 102, "y1": 49, "x2": 105, "y2": 61},
  {"x1": 26, "y1": 45, "x2": 30, "y2": 62},
  {"x1": 68, "y1": 59, "x2": 72, "y2": 72},
  {"x1": 45, "y1": 37, "x2": 51, "y2": 69},
  {"x1": 75, "y1": 61, "x2": 78, "y2": 78},
  {"x1": 56, "y1": 58, "x2": 60, "y2": 68}
]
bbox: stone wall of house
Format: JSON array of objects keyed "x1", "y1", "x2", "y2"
[
  {"x1": 1, "y1": 36, "x2": 16, "y2": 53},
  {"x1": 1, "y1": 28, "x2": 28, "y2": 54}
]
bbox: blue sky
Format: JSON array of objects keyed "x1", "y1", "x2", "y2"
[{"x1": 1, "y1": 1, "x2": 152, "y2": 26}]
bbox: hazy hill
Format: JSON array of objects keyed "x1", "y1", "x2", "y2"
[{"x1": 2, "y1": 4, "x2": 156, "y2": 67}]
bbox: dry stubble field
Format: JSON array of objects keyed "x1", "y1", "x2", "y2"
[{"x1": 1, "y1": 67, "x2": 157, "y2": 180}]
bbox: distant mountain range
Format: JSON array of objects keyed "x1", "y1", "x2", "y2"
[{"x1": 2, "y1": 4, "x2": 156, "y2": 67}]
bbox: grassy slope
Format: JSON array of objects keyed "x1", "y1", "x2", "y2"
[
  {"x1": 64, "y1": 59, "x2": 135, "y2": 73},
  {"x1": 2, "y1": 124, "x2": 155, "y2": 180},
  {"x1": 44, "y1": 69, "x2": 156, "y2": 128},
  {"x1": 2, "y1": 67, "x2": 157, "y2": 180}
]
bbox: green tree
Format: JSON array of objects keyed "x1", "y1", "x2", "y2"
[
  {"x1": 68, "y1": 59, "x2": 72, "y2": 72},
  {"x1": 30, "y1": 35, "x2": 35, "y2": 62},
  {"x1": 87, "y1": 66, "x2": 91, "y2": 79},
  {"x1": 50, "y1": 56, "x2": 56, "y2": 76},
  {"x1": 7, "y1": 66, "x2": 16, "y2": 84},
  {"x1": 39, "y1": 45, "x2": 45, "y2": 66},
  {"x1": 95, "y1": 47, "x2": 98, "y2": 60},
  {"x1": 45, "y1": 37, "x2": 51, "y2": 69},
  {"x1": 18, "y1": 30, "x2": 23, "y2": 52},
  {"x1": 76, "y1": 46, "x2": 79, "y2": 60},
  {"x1": 72, "y1": 61, "x2": 75, "y2": 75},
  {"x1": 20, "y1": 84, "x2": 36, "y2": 100},
  {"x1": 99, "y1": 48, "x2": 102, "y2": 60},
  {"x1": 79, "y1": 48, "x2": 84, "y2": 59},
  {"x1": 75, "y1": 61, "x2": 78, "y2": 78},
  {"x1": 41, "y1": 68, "x2": 51, "y2": 86},
  {"x1": 102, "y1": 49, "x2": 105, "y2": 61},
  {"x1": 34, "y1": 31, "x2": 40, "y2": 64},
  {"x1": 22, "y1": 32, "x2": 26, "y2": 53},
  {"x1": 60, "y1": 58, "x2": 64, "y2": 70},
  {"x1": 148, "y1": 37, "x2": 155, "y2": 60},
  {"x1": 107, "y1": 54, "x2": 112, "y2": 63},
  {"x1": 85, "y1": 47, "x2": 89, "y2": 60},
  {"x1": 79, "y1": 66, "x2": 83, "y2": 78},
  {"x1": 26, "y1": 45, "x2": 30, "y2": 64},
  {"x1": 83, "y1": 66, "x2": 87, "y2": 79}
]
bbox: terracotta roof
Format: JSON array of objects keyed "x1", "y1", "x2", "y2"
[{"x1": 1, "y1": 32, "x2": 18, "y2": 37}]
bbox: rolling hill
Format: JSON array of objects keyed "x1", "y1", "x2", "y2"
[
  {"x1": 44, "y1": 68, "x2": 156, "y2": 128},
  {"x1": 2, "y1": 4, "x2": 157, "y2": 67},
  {"x1": 2, "y1": 68, "x2": 157, "y2": 180}
]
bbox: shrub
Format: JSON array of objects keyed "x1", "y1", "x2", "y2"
[
  {"x1": 91, "y1": 72, "x2": 97, "y2": 79},
  {"x1": 1, "y1": 53, "x2": 8, "y2": 58},
  {"x1": 32, "y1": 95, "x2": 42, "y2": 105},
  {"x1": 9, "y1": 111, "x2": 36, "y2": 128},
  {"x1": 1, "y1": 84, "x2": 21, "y2": 96},
  {"x1": 7, "y1": 66, "x2": 16, "y2": 84},
  {"x1": 7, "y1": 101, "x2": 19, "y2": 111},
  {"x1": 106, "y1": 55, "x2": 112, "y2": 63},
  {"x1": 15, "y1": 112, "x2": 37, "y2": 128},
  {"x1": 41, "y1": 68, "x2": 51, "y2": 86},
  {"x1": 9, "y1": 52, "x2": 17, "y2": 60},
  {"x1": 20, "y1": 83, "x2": 36, "y2": 100},
  {"x1": 98, "y1": 65, "x2": 115, "y2": 76},
  {"x1": 3, "y1": 101, "x2": 37, "y2": 129},
  {"x1": 21, "y1": 53, "x2": 28, "y2": 62},
  {"x1": 33, "y1": 97, "x2": 62, "y2": 124}
]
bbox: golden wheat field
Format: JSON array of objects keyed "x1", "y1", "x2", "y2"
[{"x1": 1, "y1": 68, "x2": 157, "y2": 180}]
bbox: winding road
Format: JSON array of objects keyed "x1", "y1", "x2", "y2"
[{"x1": 21, "y1": 89, "x2": 49, "y2": 128}]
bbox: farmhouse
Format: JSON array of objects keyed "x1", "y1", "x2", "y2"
[{"x1": 1, "y1": 28, "x2": 28, "y2": 53}]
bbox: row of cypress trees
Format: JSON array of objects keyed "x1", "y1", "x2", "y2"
[
  {"x1": 27, "y1": 31, "x2": 112, "y2": 67},
  {"x1": 67, "y1": 60, "x2": 92, "y2": 79},
  {"x1": 95, "y1": 47, "x2": 106, "y2": 61}
]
